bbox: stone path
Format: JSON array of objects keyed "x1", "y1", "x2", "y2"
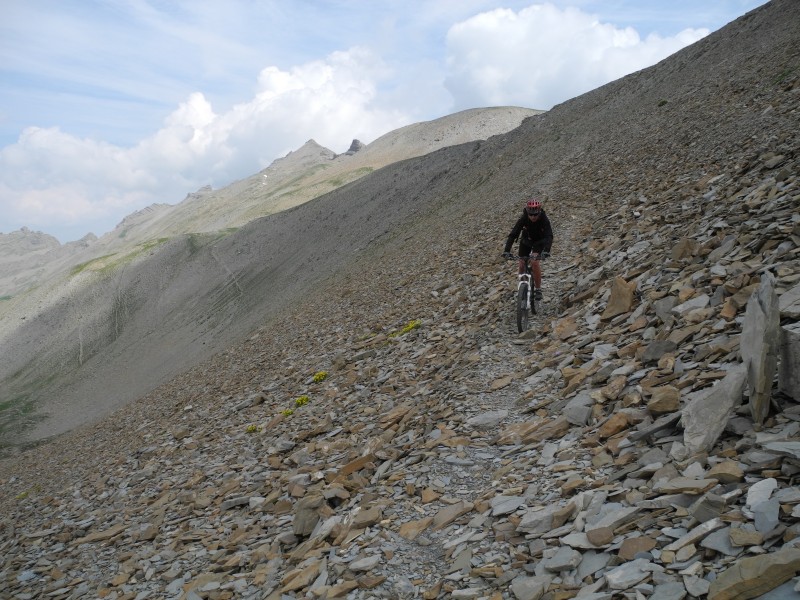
[{"x1": 2, "y1": 156, "x2": 800, "y2": 599}]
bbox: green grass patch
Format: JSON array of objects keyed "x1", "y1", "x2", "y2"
[
  {"x1": 0, "y1": 378, "x2": 53, "y2": 450},
  {"x1": 70, "y1": 254, "x2": 117, "y2": 276},
  {"x1": 325, "y1": 167, "x2": 374, "y2": 188},
  {"x1": 0, "y1": 295, "x2": 11, "y2": 301},
  {"x1": 70, "y1": 238, "x2": 171, "y2": 277},
  {"x1": 389, "y1": 319, "x2": 422, "y2": 338},
  {"x1": 773, "y1": 66, "x2": 796, "y2": 85}
]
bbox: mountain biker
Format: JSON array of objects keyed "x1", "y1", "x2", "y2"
[{"x1": 503, "y1": 198, "x2": 553, "y2": 300}]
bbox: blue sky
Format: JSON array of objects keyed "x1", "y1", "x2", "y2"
[{"x1": 0, "y1": 0, "x2": 769, "y2": 242}]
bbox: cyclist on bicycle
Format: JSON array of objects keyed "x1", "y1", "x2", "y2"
[{"x1": 503, "y1": 198, "x2": 553, "y2": 300}]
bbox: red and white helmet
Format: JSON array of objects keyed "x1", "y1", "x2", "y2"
[{"x1": 525, "y1": 198, "x2": 543, "y2": 215}]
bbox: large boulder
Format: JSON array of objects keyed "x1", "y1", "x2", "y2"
[{"x1": 740, "y1": 273, "x2": 780, "y2": 425}]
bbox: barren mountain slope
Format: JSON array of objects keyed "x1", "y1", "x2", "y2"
[{"x1": 1, "y1": 1, "x2": 799, "y2": 599}]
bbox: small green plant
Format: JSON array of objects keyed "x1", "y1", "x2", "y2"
[
  {"x1": 16, "y1": 491, "x2": 29, "y2": 500},
  {"x1": 774, "y1": 67, "x2": 795, "y2": 85},
  {"x1": 245, "y1": 424, "x2": 262, "y2": 434},
  {"x1": 658, "y1": 99, "x2": 668, "y2": 107},
  {"x1": 282, "y1": 408, "x2": 294, "y2": 416},
  {"x1": 390, "y1": 319, "x2": 422, "y2": 337},
  {"x1": 294, "y1": 395, "x2": 310, "y2": 407},
  {"x1": 0, "y1": 295, "x2": 11, "y2": 301},
  {"x1": 312, "y1": 371, "x2": 328, "y2": 383}
]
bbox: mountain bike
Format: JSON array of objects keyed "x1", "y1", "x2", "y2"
[{"x1": 505, "y1": 254, "x2": 547, "y2": 332}]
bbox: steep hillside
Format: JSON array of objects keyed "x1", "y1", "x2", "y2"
[{"x1": 1, "y1": 1, "x2": 799, "y2": 599}]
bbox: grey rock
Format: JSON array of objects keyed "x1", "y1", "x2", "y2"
[
  {"x1": 654, "y1": 296, "x2": 678, "y2": 323},
  {"x1": 541, "y1": 546, "x2": 582, "y2": 572},
  {"x1": 349, "y1": 554, "x2": 382, "y2": 571},
  {"x1": 741, "y1": 272, "x2": 780, "y2": 425},
  {"x1": 747, "y1": 478, "x2": 778, "y2": 509},
  {"x1": 753, "y1": 499, "x2": 781, "y2": 534},
  {"x1": 642, "y1": 340, "x2": 679, "y2": 363},
  {"x1": 671, "y1": 294, "x2": 710, "y2": 316},
  {"x1": 466, "y1": 409, "x2": 509, "y2": 428},
  {"x1": 577, "y1": 550, "x2": 612, "y2": 580},
  {"x1": 563, "y1": 391, "x2": 595, "y2": 426},
  {"x1": 779, "y1": 323, "x2": 800, "y2": 401},
  {"x1": 491, "y1": 495, "x2": 526, "y2": 516},
  {"x1": 679, "y1": 364, "x2": 746, "y2": 458},
  {"x1": 605, "y1": 558, "x2": 652, "y2": 589},
  {"x1": 682, "y1": 575, "x2": 710, "y2": 597},
  {"x1": 779, "y1": 282, "x2": 800, "y2": 319},
  {"x1": 700, "y1": 527, "x2": 741, "y2": 557},
  {"x1": 510, "y1": 575, "x2": 551, "y2": 600},
  {"x1": 650, "y1": 581, "x2": 687, "y2": 600}
]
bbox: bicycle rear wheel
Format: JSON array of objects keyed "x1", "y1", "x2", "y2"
[{"x1": 517, "y1": 283, "x2": 529, "y2": 332}]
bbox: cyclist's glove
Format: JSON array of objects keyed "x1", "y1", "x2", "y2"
[
  {"x1": 503, "y1": 252, "x2": 513, "y2": 259},
  {"x1": 541, "y1": 251, "x2": 550, "y2": 259}
]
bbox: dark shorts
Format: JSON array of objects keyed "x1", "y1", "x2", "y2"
[{"x1": 520, "y1": 241, "x2": 545, "y2": 256}]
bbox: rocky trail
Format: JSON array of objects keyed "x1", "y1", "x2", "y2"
[{"x1": 2, "y1": 157, "x2": 800, "y2": 599}]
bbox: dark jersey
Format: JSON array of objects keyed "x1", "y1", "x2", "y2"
[{"x1": 504, "y1": 209, "x2": 553, "y2": 254}]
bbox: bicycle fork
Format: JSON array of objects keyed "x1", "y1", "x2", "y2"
[{"x1": 518, "y1": 273, "x2": 532, "y2": 310}]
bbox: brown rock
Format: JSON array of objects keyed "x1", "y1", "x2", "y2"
[
  {"x1": 729, "y1": 527, "x2": 764, "y2": 547},
  {"x1": 281, "y1": 560, "x2": 320, "y2": 592},
  {"x1": 398, "y1": 517, "x2": 433, "y2": 540},
  {"x1": 352, "y1": 505, "x2": 383, "y2": 529},
  {"x1": 708, "y1": 547, "x2": 800, "y2": 599},
  {"x1": 293, "y1": 494, "x2": 324, "y2": 536},
  {"x1": 599, "y1": 413, "x2": 632, "y2": 439},
  {"x1": 646, "y1": 385, "x2": 681, "y2": 415},
  {"x1": 421, "y1": 488, "x2": 441, "y2": 503},
  {"x1": 619, "y1": 536, "x2": 657, "y2": 560},
  {"x1": 554, "y1": 316, "x2": 579, "y2": 340},
  {"x1": 707, "y1": 461, "x2": 744, "y2": 484},
  {"x1": 432, "y1": 501, "x2": 474, "y2": 530},
  {"x1": 491, "y1": 375, "x2": 513, "y2": 391},
  {"x1": 602, "y1": 277, "x2": 637, "y2": 320},
  {"x1": 586, "y1": 527, "x2": 614, "y2": 546}
]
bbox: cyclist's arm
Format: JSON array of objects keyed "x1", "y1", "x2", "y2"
[
  {"x1": 503, "y1": 216, "x2": 525, "y2": 253},
  {"x1": 541, "y1": 215, "x2": 554, "y2": 253}
]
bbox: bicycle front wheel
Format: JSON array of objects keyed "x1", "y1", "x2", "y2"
[{"x1": 517, "y1": 283, "x2": 529, "y2": 333}]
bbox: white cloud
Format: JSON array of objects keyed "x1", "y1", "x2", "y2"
[
  {"x1": 0, "y1": 47, "x2": 412, "y2": 241},
  {"x1": 443, "y1": 3, "x2": 708, "y2": 110}
]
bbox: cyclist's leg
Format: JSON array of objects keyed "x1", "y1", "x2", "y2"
[{"x1": 531, "y1": 254, "x2": 543, "y2": 289}]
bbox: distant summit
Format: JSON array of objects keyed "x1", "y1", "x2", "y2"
[
  {"x1": 0, "y1": 227, "x2": 60, "y2": 254},
  {"x1": 343, "y1": 139, "x2": 365, "y2": 155}
]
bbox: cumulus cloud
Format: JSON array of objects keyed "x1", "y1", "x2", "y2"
[
  {"x1": 0, "y1": 47, "x2": 411, "y2": 241},
  {"x1": 443, "y1": 3, "x2": 708, "y2": 110}
]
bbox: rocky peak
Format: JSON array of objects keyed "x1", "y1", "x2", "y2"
[
  {"x1": 0, "y1": 227, "x2": 61, "y2": 254},
  {"x1": 343, "y1": 139, "x2": 365, "y2": 155}
]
